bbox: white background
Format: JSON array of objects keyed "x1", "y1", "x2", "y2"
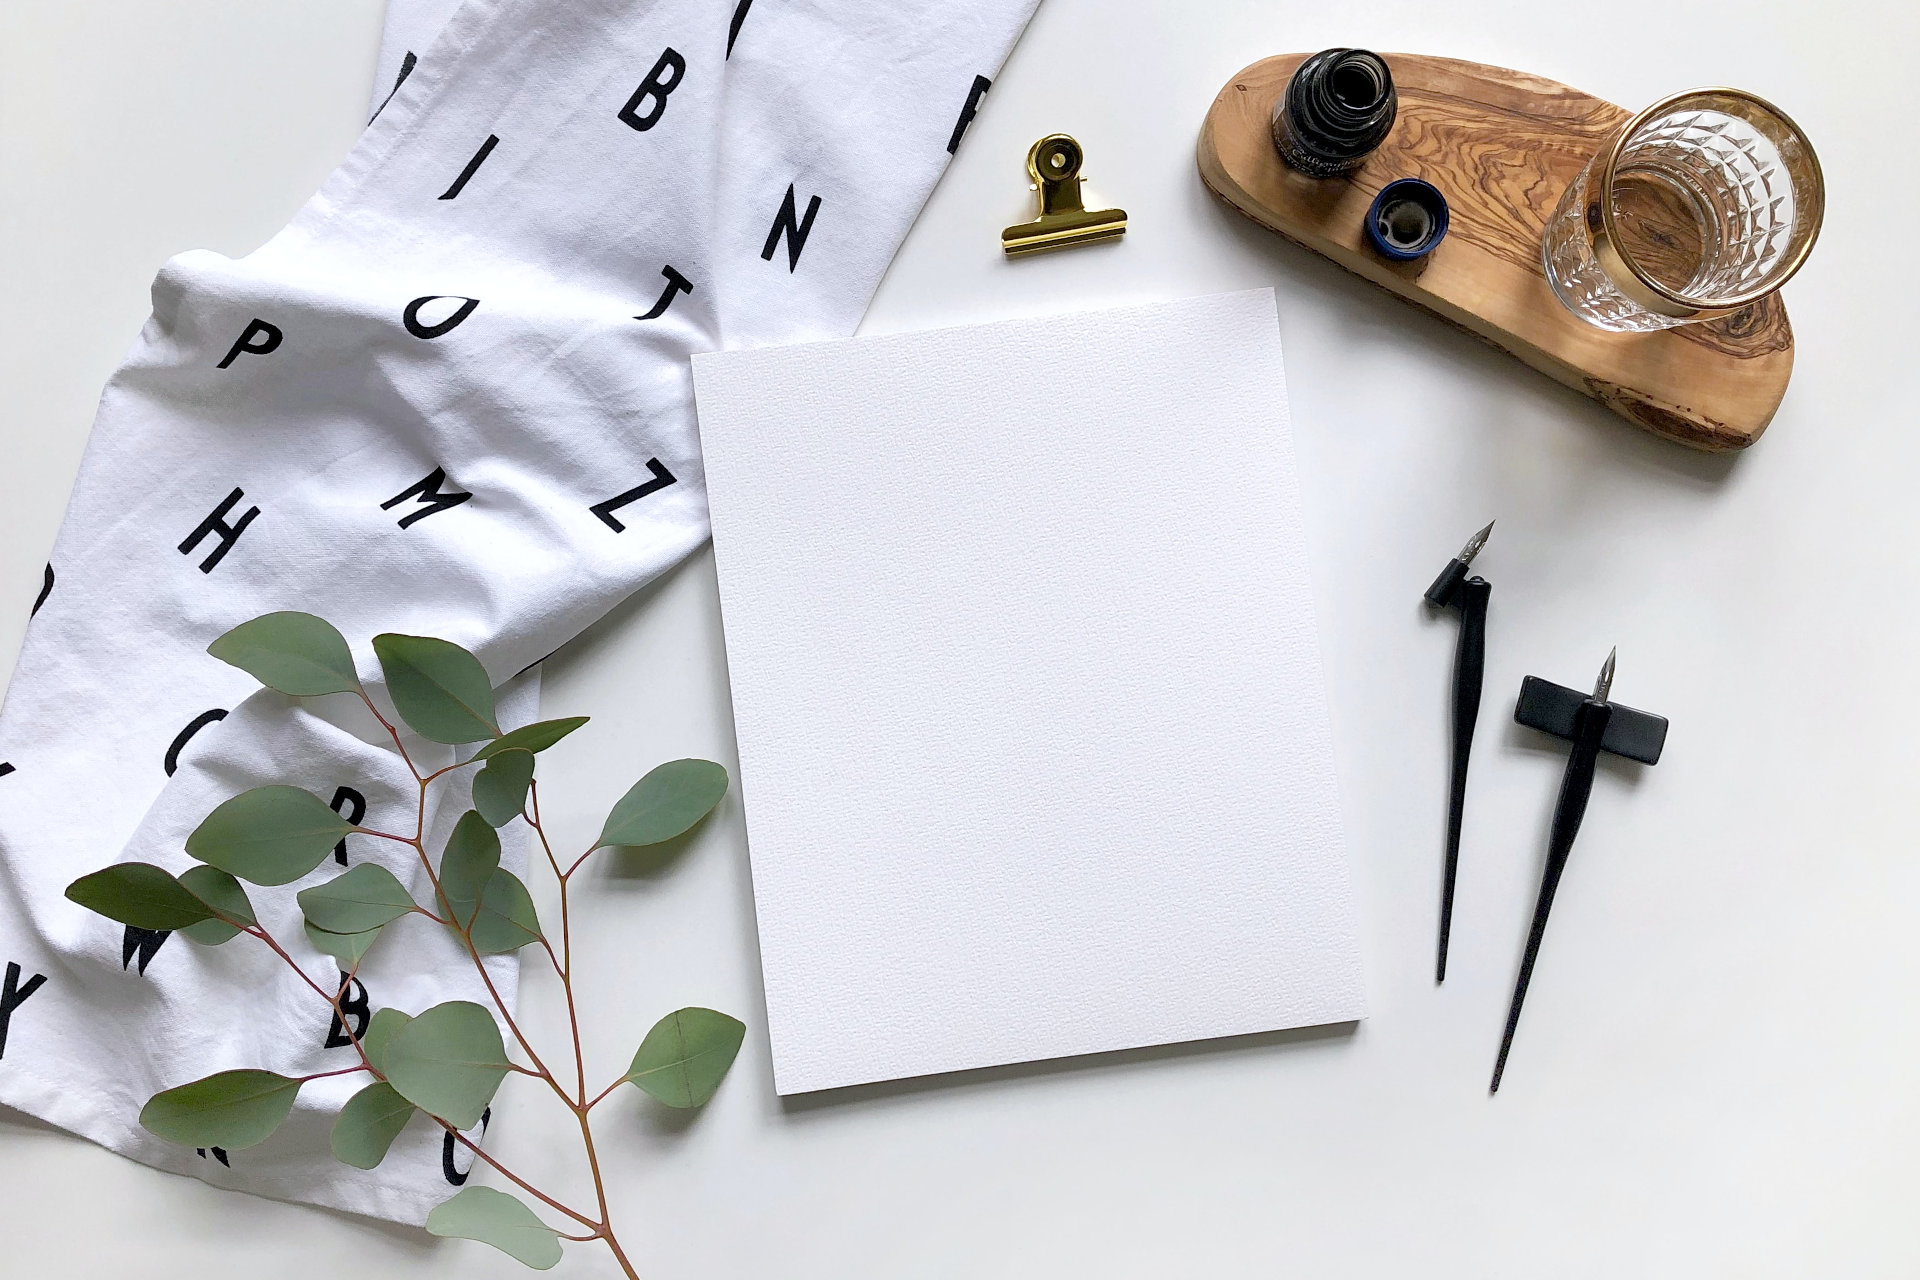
[{"x1": 1, "y1": 1, "x2": 1914, "y2": 1276}]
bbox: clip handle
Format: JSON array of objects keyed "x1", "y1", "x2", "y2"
[{"x1": 1028, "y1": 135, "x2": 1088, "y2": 215}]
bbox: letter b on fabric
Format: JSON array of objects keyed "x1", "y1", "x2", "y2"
[{"x1": 618, "y1": 48, "x2": 685, "y2": 132}]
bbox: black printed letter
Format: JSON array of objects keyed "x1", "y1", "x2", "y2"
[
  {"x1": 727, "y1": 0, "x2": 754, "y2": 58},
  {"x1": 217, "y1": 319, "x2": 282, "y2": 369},
  {"x1": 404, "y1": 296, "x2": 481, "y2": 340},
  {"x1": 32, "y1": 563, "x2": 53, "y2": 617},
  {"x1": 762, "y1": 185, "x2": 822, "y2": 273},
  {"x1": 0, "y1": 961, "x2": 47, "y2": 1060},
  {"x1": 370, "y1": 49, "x2": 417, "y2": 125},
  {"x1": 443, "y1": 1107, "x2": 491, "y2": 1185},
  {"x1": 330, "y1": 786, "x2": 366, "y2": 865},
  {"x1": 178, "y1": 489, "x2": 259, "y2": 573},
  {"x1": 165, "y1": 709, "x2": 228, "y2": 777},
  {"x1": 325, "y1": 973, "x2": 372, "y2": 1049},
  {"x1": 590, "y1": 459, "x2": 677, "y2": 532},
  {"x1": 948, "y1": 75, "x2": 992, "y2": 154},
  {"x1": 439, "y1": 134, "x2": 499, "y2": 200},
  {"x1": 618, "y1": 48, "x2": 686, "y2": 132},
  {"x1": 122, "y1": 927, "x2": 169, "y2": 976},
  {"x1": 636, "y1": 266, "x2": 694, "y2": 321},
  {"x1": 381, "y1": 467, "x2": 472, "y2": 529}
]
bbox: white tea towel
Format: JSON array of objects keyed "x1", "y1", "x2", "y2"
[
  {"x1": 370, "y1": 0, "x2": 464, "y2": 123},
  {"x1": 0, "y1": 0, "x2": 1036, "y2": 1223}
]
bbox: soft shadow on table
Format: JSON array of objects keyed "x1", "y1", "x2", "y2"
[
  {"x1": 600, "y1": 824, "x2": 705, "y2": 882},
  {"x1": 523, "y1": 536, "x2": 710, "y2": 677},
  {"x1": 775, "y1": 1019, "x2": 1359, "y2": 1116},
  {"x1": 0, "y1": 1099, "x2": 64, "y2": 1139},
  {"x1": 1196, "y1": 187, "x2": 1745, "y2": 493},
  {"x1": 0, "y1": 1102, "x2": 437, "y2": 1248}
]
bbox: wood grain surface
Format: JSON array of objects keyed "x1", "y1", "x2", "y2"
[{"x1": 1197, "y1": 54, "x2": 1794, "y2": 451}]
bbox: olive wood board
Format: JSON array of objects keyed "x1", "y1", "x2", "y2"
[{"x1": 1197, "y1": 54, "x2": 1793, "y2": 451}]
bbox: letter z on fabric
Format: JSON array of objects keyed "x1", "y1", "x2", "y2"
[{"x1": 0, "y1": 0, "x2": 1037, "y2": 1223}]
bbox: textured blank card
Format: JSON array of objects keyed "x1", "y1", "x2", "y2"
[{"x1": 692, "y1": 290, "x2": 1366, "y2": 1094}]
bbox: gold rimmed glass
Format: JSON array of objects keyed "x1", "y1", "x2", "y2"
[{"x1": 1543, "y1": 88, "x2": 1825, "y2": 332}]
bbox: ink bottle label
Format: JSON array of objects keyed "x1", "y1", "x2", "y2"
[{"x1": 1270, "y1": 48, "x2": 1397, "y2": 178}]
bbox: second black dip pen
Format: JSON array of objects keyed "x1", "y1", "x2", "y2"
[
  {"x1": 1491, "y1": 648, "x2": 1669, "y2": 1093},
  {"x1": 1424, "y1": 521, "x2": 1494, "y2": 983}
]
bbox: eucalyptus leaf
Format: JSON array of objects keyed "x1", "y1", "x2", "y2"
[
  {"x1": 305, "y1": 920, "x2": 385, "y2": 968},
  {"x1": 65, "y1": 864, "x2": 215, "y2": 932},
  {"x1": 139, "y1": 1069, "x2": 302, "y2": 1150},
  {"x1": 472, "y1": 749, "x2": 534, "y2": 828},
  {"x1": 438, "y1": 810, "x2": 501, "y2": 929},
  {"x1": 473, "y1": 716, "x2": 589, "y2": 762},
  {"x1": 207, "y1": 611, "x2": 361, "y2": 697},
  {"x1": 177, "y1": 865, "x2": 255, "y2": 946},
  {"x1": 360, "y1": 1007, "x2": 413, "y2": 1076},
  {"x1": 621, "y1": 1007, "x2": 746, "y2": 1109},
  {"x1": 297, "y1": 863, "x2": 417, "y2": 934},
  {"x1": 177, "y1": 916, "x2": 242, "y2": 947},
  {"x1": 382, "y1": 1000, "x2": 510, "y2": 1129},
  {"x1": 595, "y1": 759, "x2": 729, "y2": 850},
  {"x1": 331, "y1": 1081, "x2": 415, "y2": 1170},
  {"x1": 373, "y1": 633, "x2": 499, "y2": 744},
  {"x1": 468, "y1": 871, "x2": 542, "y2": 955},
  {"x1": 426, "y1": 1186, "x2": 563, "y2": 1270},
  {"x1": 185, "y1": 786, "x2": 356, "y2": 887}
]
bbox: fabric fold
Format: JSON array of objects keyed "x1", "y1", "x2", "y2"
[{"x1": 0, "y1": 0, "x2": 1037, "y2": 1222}]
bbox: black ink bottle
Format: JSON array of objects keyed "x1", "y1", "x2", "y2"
[{"x1": 1270, "y1": 48, "x2": 1397, "y2": 178}]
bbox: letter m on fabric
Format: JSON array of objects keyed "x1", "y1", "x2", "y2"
[{"x1": 382, "y1": 468, "x2": 473, "y2": 529}]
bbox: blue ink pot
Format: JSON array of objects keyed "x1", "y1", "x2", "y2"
[{"x1": 1365, "y1": 178, "x2": 1449, "y2": 261}]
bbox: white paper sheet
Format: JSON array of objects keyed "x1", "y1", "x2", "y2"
[{"x1": 691, "y1": 290, "x2": 1366, "y2": 1093}]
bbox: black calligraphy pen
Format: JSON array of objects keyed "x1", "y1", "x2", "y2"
[
  {"x1": 1491, "y1": 649, "x2": 1669, "y2": 1093},
  {"x1": 1424, "y1": 521, "x2": 1494, "y2": 983}
]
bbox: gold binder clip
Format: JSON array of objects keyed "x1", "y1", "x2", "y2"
[{"x1": 1001, "y1": 134, "x2": 1127, "y2": 257}]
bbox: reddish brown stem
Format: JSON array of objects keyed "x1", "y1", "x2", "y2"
[
  {"x1": 343, "y1": 701, "x2": 642, "y2": 1276},
  {"x1": 436, "y1": 1120, "x2": 600, "y2": 1231},
  {"x1": 248, "y1": 906, "x2": 603, "y2": 1236}
]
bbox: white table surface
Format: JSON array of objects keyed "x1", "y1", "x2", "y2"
[{"x1": 2, "y1": 2, "x2": 1914, "y2": 1276}]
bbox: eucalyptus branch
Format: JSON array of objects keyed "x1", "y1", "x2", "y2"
[
  {"x1": 357, "y1": 690, "x2": 421, "y2": 784},
  {"x1": 431, "y1": 1121, "x2": 602, "y2": 1232},
  {"x1": 246, "y1": 925, "x2": 351, "y2": 1010},
  {"x1": 65, "y1": 612, "x2": 742, "y2": 1277},
  {"x1": 303, "y1": 1065, "x2": 375, "y2": 1083},
  {"x1": 583, "y1": 1079, "x2": 625, "y2": 1111},
  {"x1": 251, "y1": 905, "x2": 603, "y2": 1237}
]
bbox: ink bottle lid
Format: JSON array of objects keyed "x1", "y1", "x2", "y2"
[
  {"x1": 1270, "y1": 49, "x2": 1398, "y2": 178},
  {"x1": 1365, "y1": 178, "x2": 1449, "y2": 260}
]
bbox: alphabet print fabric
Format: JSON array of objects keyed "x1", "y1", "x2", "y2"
[{"x1": 0, "y1": 0, "x2": 1038, "y2": 1223}]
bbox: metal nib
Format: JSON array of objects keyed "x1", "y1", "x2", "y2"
[
  {"x1": 1456, "y1": 520, "x2": 1496, "y2": 566},
  {"x1": 1593, "y1": 648, "x2": 1617, "y2": 702}
]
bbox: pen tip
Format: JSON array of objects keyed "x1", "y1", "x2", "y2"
[
  {"x1": 1594, "y1": 647, "x2": 1617, "y2": 701},
  {"x1": 1458, "y1": 520, "x2": 1496, "y2": 565}
]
